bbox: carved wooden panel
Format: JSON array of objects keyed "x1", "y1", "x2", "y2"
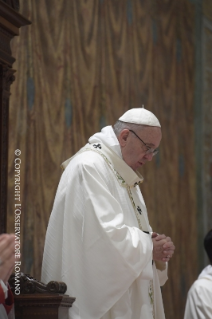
[
  {"x1": 9, "y1": 273, "x2": 75, "y2": 319},
  {"x1": 0, "y1": 0, "x2": 30, "y2": 233},
  {"x1": 2, "y1": 0, "x2": 19, "y2": 11},
  {"x1": 0, "y1": 65, "x2": 15, "y2": 233},
  {"x1": 14, "y1": 294, "x2": 74, "y2": 319}
]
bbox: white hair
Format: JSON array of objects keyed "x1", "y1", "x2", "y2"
[{"x1": 113, "y1": 120, "x2": 146, "y2": 136}]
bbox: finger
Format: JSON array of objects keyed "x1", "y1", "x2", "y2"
[
  {"x1": 151, "y1": 232, "x2": 158, "y2": 239},
  {"x1": 154, "y1": 240, "x2": 167, "y2": 251},
  {"x1": 0, "y1": 234, "x2": 15, "y2": 250},
  {"x1": 0, "y1": 249, "x2": 15, "y2": 269},
  {"x1": 0, "y1": 233, "x2": 15, "y2": 239},
  {"x1": 0, "y1": 236, "x2": 15, "y2": 262},
  {"x1": 163, "y1": 248, "x2": 175, "y2": 255},
  {"x1": 163, "y1": 250, "x2": 171, "y2": 254},
  {"x1": 155, "y1": 234, "x2": 166, "y2": 241},
  {"x1": 164, "y1": 250, "x2": 174, "y2": 258},
  {"x1": 0, "y1": 234, "x2": 10, "y2": 242},
  {"x1": 163, "y1": 242, "x2": 175, "y2": 249},
  {"x1": 163, "y1": 250, "x2": 174, "y2": 256},
  {"x1": 4, "y1": 262, "x2": 16, "y2": 282},
  {"x1": 0, "y1": 253, "x2": 15, "y2": 282}
]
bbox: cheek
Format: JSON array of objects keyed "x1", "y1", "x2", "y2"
[
  {"x1": 123, "y1": 147, "x2": 137, "y2": 165},
  {"x1": 122, "y1": 142, "x2": 145, "y2": 165},
  {"x1": 136, "y1": 152, "x2": 147, "y2": 164},
  {"x1": 132, "y1": 149, "x2": 144, "y2": 163},
  {"x1": 139, "y1": 152, "x2": 146, "y2": 159}
]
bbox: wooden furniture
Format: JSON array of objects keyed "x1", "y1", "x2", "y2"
[
  {"x1": 9, "y1": 273, "x2": 75, "y2": 319},
  {"x1": 0, "y1": 0, "x2": 30, "y2": 233},
  {"x1": 14, "y1": 294, "x2": 74, "y2": 319}
]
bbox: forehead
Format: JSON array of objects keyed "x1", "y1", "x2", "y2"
[{"x1": 137, "y1": 126, "x2": 162, "y2": 146}]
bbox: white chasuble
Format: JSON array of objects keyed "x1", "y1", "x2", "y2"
[{"x1": 41, "y1": 126, "x2": 168, "y2": 319}]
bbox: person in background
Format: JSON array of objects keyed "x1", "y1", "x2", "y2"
[
  {"x1": 184, "y1": 229, "x2": 212, "y2": 319},
  {"x1": 0, "y1": 234, "x2": 15, "y2": 319}
]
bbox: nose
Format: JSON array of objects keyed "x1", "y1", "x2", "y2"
[{"x1": 144, "y1": 152, "x2": 154, "y2": 161}]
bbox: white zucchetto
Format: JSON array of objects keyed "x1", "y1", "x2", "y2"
[{"x1": 119, "y1": 108, "x2": 161, "y2": 127}]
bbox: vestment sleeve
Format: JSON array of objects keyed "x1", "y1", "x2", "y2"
[{"x1": 155, "y1": 261, "x2": 168, "y2": 286}]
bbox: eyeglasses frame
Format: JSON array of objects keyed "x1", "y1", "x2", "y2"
[{"x1": 128, "y1": 129, "x2": 158, "y2": 156}]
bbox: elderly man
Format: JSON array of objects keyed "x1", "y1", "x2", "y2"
[{"x1": 42, "y1": 108, "x2": 175, "y2": 319}]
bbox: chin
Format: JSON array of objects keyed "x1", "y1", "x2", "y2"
[{"x1": 136, "y1": 164, "x2": 145, "y2": 171}]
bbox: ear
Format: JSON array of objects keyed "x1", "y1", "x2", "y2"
[{"x1": 118, "y1": 129, "x2": 130, "y2": 147}]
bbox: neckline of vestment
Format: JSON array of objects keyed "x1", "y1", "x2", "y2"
[
  {"x1": 86, "y1": 142, "x2": 144, "y2": 188},
  {"x1": 198, "y1": 265, "x2": 212, "y2": 280},
  {"x1": 61, "y1": 142, "x2": 144, "y2": 188},
  {"x1": 88, "y1": 125, "x2": 123, "y2": 159}
]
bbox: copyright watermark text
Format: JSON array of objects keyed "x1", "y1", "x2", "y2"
[{"x1": 14, "y1": 149, "x2": 21, "y2": 295}]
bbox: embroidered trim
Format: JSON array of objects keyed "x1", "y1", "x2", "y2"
[
  {"x1": 93, "y1": 143, "x2": 102, "y2": 149},
  {"x1": 149, "y1": 280, "x2": 155, "y2": 319},
  {"x1": 126, "y1": 186, "x2": 144, "y2": 231},
  {"x1": 84, "y1": 147, "x2": 127, "y2": 187},
  {"x1": 137, "y1": 206, "x2": 142, "y2": 214}
]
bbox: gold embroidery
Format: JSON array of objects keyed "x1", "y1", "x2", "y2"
[{"x1": 149, "y1": 280, "x2": 155, "y2": 319}]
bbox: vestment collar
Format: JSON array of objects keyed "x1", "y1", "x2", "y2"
[
  {"x1": 62, "y1": 126, "x2": 144, "y2": 187},
  {"x1": 198, "y1": 265, "x2": 212, "y2": 281},
  {"x1": 89, "y1": 125, "x2": 144, "y2": 187},
  {"x1": 87, "y1": 142, "x2": 143, "y2": 188}
]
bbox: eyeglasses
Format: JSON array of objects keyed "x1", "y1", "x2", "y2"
[{"x1": 129, "y1": 130, "x2": 159, "y2": 156}]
